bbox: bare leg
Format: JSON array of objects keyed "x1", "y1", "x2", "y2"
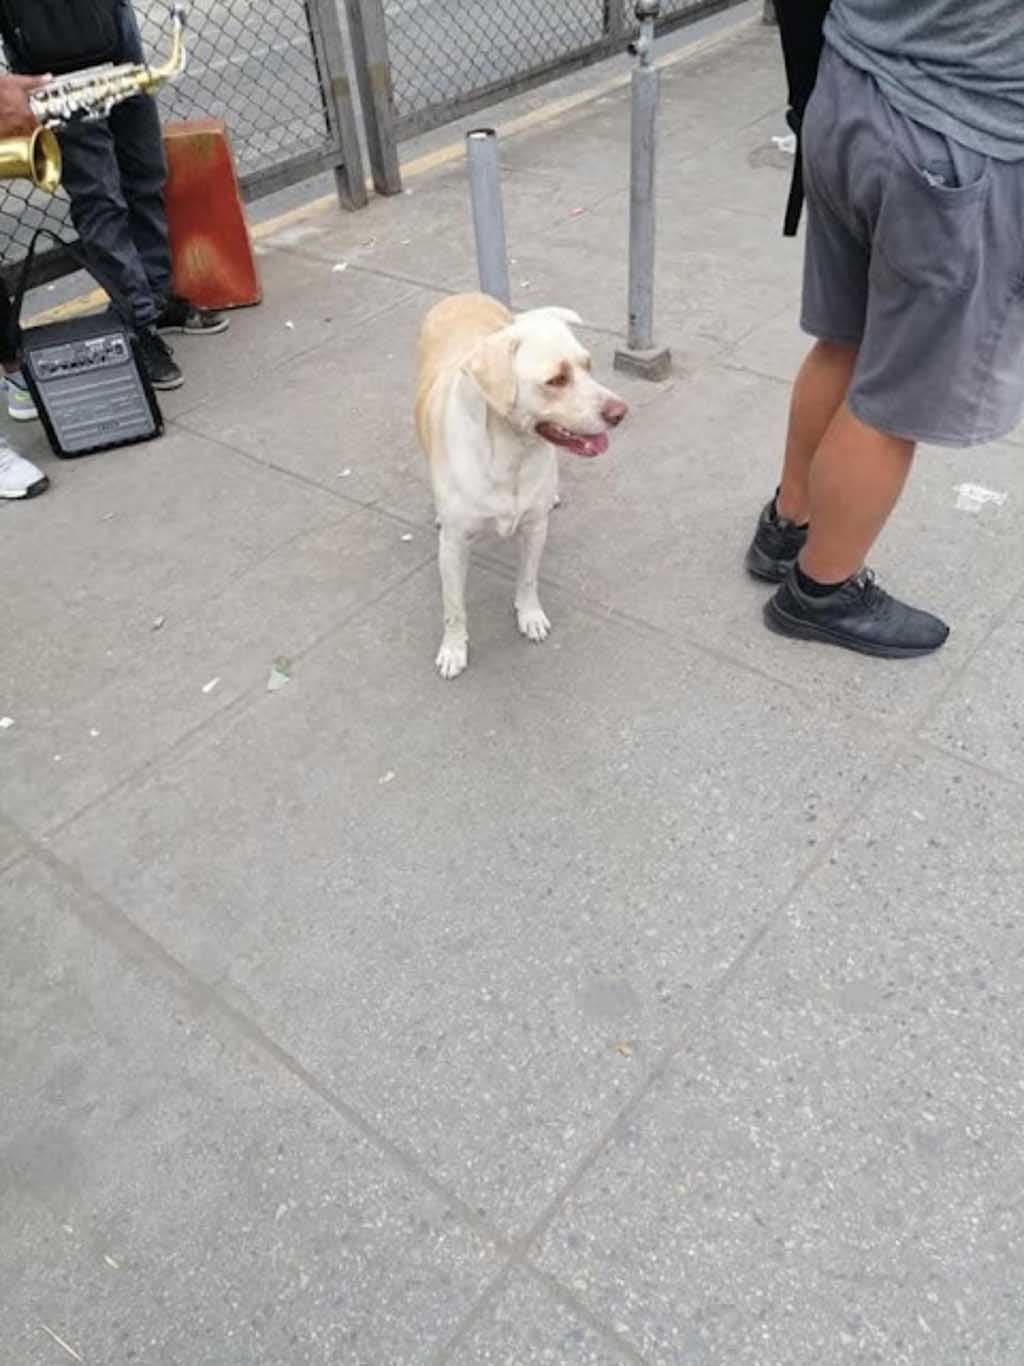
[
  {"x1": 776, "y1": 340, "x2": 859, "y2": 522},
  {"x1": 515, "y1": 513, "x2": 551, "y2": 642},
  {"x1": 436, "y1": 526, "x2": 471, "y2": 679},
  {"x1": 800, "y1": 402, "x2": 915, "y2": 583}
]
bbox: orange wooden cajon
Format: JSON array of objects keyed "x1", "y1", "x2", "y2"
[{"x1": 162, "y1": 118, "x2": 262, "y2": 311}]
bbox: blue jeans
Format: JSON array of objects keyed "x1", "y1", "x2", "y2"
[{"x1": 55, "y1": 2, "x2": 172, "y2": 329}]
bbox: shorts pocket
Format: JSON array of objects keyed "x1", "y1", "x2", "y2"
[{"x1": 874, "y1": 155, "x2": 991, "y2": 295}]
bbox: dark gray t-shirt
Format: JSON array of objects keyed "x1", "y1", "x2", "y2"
[{"x1": 825, "y1": 0, "x2": 1024, "y2": 160}]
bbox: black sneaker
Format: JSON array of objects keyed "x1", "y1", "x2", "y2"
[
  {"x1": 156, "y1": 294, "x2": 229, "y2": 336},
  {"x1": 138, "y1": 328, "x2": 184, "y2": 391},
  {"x1": 746, "y1": 498, "x2": 808, "y2": 583},
  {"x1": 765, "y1": 568, "x2": 950, "y2": 658}
]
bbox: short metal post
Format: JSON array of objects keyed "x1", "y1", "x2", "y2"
[
  {"x1": 466, "y1": 129, "x2": 511, "y2": 306},
  {"x1": 762, "y1": 0, "x2": 777, "y2": 25},
  {"x1": 306, "y1": 0, "x2": 368, "y2": 210},
  {"x1": 614, "y1": 0, "x2": 671, "y2": 381}
]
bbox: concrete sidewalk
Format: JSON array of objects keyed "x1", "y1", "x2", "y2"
[{"x1": 3, "y1": 14, "x2": 1024, "y2": 1365}]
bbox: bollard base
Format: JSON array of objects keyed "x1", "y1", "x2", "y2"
[{"x1": 614, "y1": 344, "x2": 672, "y2": 382}]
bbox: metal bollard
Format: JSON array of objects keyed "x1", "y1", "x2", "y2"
[
  {"x1": 466, "y1": 128, "x2": 511, "y2": 306},
  {"x1": 614, "y1": 0, "x2": 671, "y2": 382}
]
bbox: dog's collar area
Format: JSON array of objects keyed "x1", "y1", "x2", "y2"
[{"x1": 535, "y1": 421, "x2": 609, "y2": 458}]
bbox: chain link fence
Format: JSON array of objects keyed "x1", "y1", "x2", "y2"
[
  {"x1": 382, "y1": 0, "x2": 614, "y2": 131},
  {"x1": 0, "y1": 0, "x2": 363, "y2": 287},
  {"x1": 375, "y1": 0, "x2": 740, "y2": 140}
]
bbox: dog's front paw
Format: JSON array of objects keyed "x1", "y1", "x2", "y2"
[
  {"x1": 517, "y1": 603, "x2": 551, "y2": 643},
  {"x1": 436, "y1": 636, "x2": 468, "y2": 679}
]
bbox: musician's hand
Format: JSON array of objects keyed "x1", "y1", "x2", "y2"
[{"x1": 0, "y1": 74, "x2": 50, "y2": 138}]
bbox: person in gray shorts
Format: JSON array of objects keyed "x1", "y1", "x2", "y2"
[{"x1": 746, "y1": 0, "x2": 1024, "y2": 658}]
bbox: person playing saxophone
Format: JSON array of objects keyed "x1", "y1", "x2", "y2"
[{"x1": 0, "y1": 1, "x2": 228, "y2": 394}]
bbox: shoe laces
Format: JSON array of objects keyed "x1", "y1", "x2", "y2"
[{"x1": 851, "y1": 567, "x2": 885, "y2": 607}]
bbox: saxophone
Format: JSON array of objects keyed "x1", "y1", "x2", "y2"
[{"x1": 0, "y1": 5, "x2": 188, "y2": 194}]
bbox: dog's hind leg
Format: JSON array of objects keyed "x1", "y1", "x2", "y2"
[
  {"x1": 436, "y1": 526, "x2": 472, "y2": 678},
  {"x1": 515, "y1": 512, "x2": 551, "y2": 643}
]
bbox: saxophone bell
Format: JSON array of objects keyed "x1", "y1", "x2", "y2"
[{"x1": 0, "y1": 126, "x2": 62, "y2": 194}]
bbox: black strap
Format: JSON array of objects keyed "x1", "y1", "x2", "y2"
[
  {"x1": 773, "y1": 0, "x2": 831, "y2": 238},
  {"x1": 8, "y1": 227, "x2": 135, "y2": 354},
  {"x1": 783, "y1": 108, "x2": 804, "y2": 238}
]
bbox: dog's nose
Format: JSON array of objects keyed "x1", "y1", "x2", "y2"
[{"x1": 602, "y1": 397, "x2": 628, "y2": 427}]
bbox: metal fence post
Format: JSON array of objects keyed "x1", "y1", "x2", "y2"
[
  {"x1": 305, "y1": 0, "x2": 368, "y2": 209},
  {"x1": 466, "y1": 129, "x2": 511, "y2": 306},
  {"x1": 762, "y1": 0, "x2": 777, "y2": 24},
  {"x1": 614, "y1": 0, "x2": 671, "y2": 381},
  {"x1": 344, "y1": 0, "x2": 403, "y2": 195}
]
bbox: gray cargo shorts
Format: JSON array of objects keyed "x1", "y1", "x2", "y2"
[{"x1": 801, "y1": 45, "x2": 1024, "y2": 447}]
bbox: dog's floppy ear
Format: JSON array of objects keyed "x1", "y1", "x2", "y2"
[{"x1": 464, "y1": 327, "x2": 520, "y2": 417}]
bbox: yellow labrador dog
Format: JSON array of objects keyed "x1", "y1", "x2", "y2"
[{"x1": 415, "y1": 293, "x2": 627, "y2": 679}]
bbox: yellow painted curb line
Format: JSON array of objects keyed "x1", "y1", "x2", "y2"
[{"x1": 24, "y1": 12, "x2": 758, "y2": 327}]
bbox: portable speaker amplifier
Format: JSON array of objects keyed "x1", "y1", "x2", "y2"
[{"x1": 21, "y1": 314, "x2": 163, "y2": 458}]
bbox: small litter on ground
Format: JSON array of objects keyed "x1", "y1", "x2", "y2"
[
  {"x1": 40, "y1": 1326, "x2": 82, "y2": 1362},
  {"x1": 202, "y1": 677, "x2": 221, "y2": 695},
  {"x1": 955, "y1": 482, "x2": 1008, "y2": 513},
  {"x1": 267, "y1": 657, "x2": 292, "y2": 692}
]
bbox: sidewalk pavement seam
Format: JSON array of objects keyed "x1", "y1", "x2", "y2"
[
  {"x1": 0, "y1": 845, "x2": 27, "y2": 879},
  {"x1": 17, "y1": 833, "x2": 516, "y2": 1257},
  {"x1": 433, "y1": 1260, "x2": 654, "y2": 1366},
  {"x1": 31, "y1": 551, "x2": 437, "y2": 847},
  {"x1": 900, "y1": 559, "x2": 1024, "y2": 742},
  {"x1": 715, "y1": 356, "x2": 794, "y2": 389},
  {"x1": 522, "y1": 1263, "x2": 672, "y2": 1366},
  {"x1": 912, "y1": 733, "x2": 1024, "y2": 795},
  {"x1": 169, "y1": 419, "x2": 399, "y2": 514},
  {"x1": 429, "y1": 1266, "x2": 518, "y2": 1366}
]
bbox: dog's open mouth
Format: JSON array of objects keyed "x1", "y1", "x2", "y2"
[{"x1": 536, "y1": 422, "x2": 609, "y2": 458}]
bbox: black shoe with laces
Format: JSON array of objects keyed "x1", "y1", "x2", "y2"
[
  {"x1": 138, "y1": 327, "x2": 184, "y2": 391},
  {"x1": 765, "y1": 568, "x2": 950, "y2": 658},
  {"x1": 156, "y1": 294, "x2": 229, "y2": 336},
  {"x1": 746, "y1": 497, "x2": 808, "y2": 582}
]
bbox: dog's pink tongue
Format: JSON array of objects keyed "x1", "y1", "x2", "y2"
[{"x1": 580, "y1": 432, "x2": 609, "y2": 457}]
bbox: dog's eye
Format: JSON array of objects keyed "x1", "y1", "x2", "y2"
[{"x1": 547, "y1": 369, "x2": 571, "y2": 388}]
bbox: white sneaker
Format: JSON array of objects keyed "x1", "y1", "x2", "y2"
[
  {"x1": 0, "y1": 441, "x2": 48, "y2": 499},
  {"x1": 6, "y1": 371, "x2": 38, "y2": 422}
]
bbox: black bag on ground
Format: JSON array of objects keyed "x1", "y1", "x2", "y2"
[
  {"x1": 773, "y1": 0, "x2": 832, "y2": 236},
  {"x1": 0, "y1": 0, "x2": 121, "y2": 76}
]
